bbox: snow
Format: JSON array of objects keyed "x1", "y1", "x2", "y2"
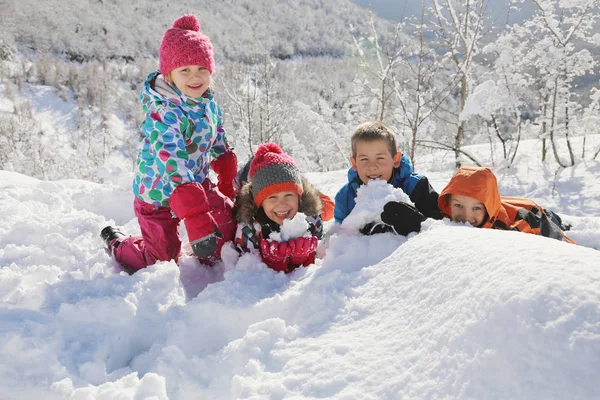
[
  {"x1": 1, "y1": 144, "x2": 600, "y2": 399},
  {"x1": 25, "y1": 84, "x2": 78, "y2": 136},
  {"x1": 460, "y1": 79, "x2": 515, "y2": 121},
  {"x1": 340, "y1": 179, "x2": 412, "y2": 233},
  {"x1": 0, "y1": 82, "x2": 78, "y2": 137},
  {"x1": 270, "y1": 212, "x2": 312, "y2": 241}
]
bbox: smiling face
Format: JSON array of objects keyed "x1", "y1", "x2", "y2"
[
  {"x1": 261, "y1": 192, "x2": 300, "y2": 225},
  {"x1": 449, "y1": 194, "x2": 488, "y2": 227},
  {"x1": 351, "y1": 139, "x2": 400, "y2": 184},
  {"x1": 168, "y1": 65, "x2": 211, "y2": 98}
]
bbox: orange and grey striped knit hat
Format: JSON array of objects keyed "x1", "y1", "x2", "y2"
[{"x1": 249, "y1": 143, "x2": 303, "y2": 207}]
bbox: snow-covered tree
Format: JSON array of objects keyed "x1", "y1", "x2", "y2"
[
  {"x1": 391, "y1": 7, "x2": 459, "y2": 166},
  {"x1": 499, "y1": 0, "x2": 599, "y2": 166},
  {"x1": 580, "y1": 86, "x2": 600, "y2": 159},
  {"x1": 431, "y1": 0, "x2": 490, "y2": 167},
  {"x1": 286, "y1": 101, "x2": 350, "y2": 172},
  {"x1": 350, "y1": 13, "x2": 406, "y2": 122}
]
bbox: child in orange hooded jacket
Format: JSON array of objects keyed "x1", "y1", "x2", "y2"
[{"x1": 438, "y1": 166, "x2": 574, "y2": 243}]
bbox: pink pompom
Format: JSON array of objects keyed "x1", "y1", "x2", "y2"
[
  {"x1": 254, "y1": 143, "x2": 284, "y2": 160},
  {"x1": 173, "y1": 14, "x2": 200, "y2": 32}
]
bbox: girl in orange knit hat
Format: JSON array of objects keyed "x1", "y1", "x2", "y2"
[
  {"x1": 234, "y1": 143, "x2": 333, "y2": 273},
  {"x1": 438, "y1": 166, "x2": 574, "y2": 243}
]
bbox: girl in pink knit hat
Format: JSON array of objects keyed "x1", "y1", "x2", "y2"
[
  {"x1": 101, "y1": 14, "x2": 238, "y2": 274},
  {"x1": 234, "y1": 143, "x2": 335, "y2": 273}
]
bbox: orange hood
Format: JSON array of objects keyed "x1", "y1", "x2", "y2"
[{"x1": 438, "y1": 166, "x2": 505, "y2": 228}]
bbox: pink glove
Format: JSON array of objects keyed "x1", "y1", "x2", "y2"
[
  {"x1": 169, "y1": 182, "x2": 218, "y2": 259},
  {"x1": 288, "y1": 236, "x2": 318, "y2": 266},
  {"x1": 210, "y1": 151, "x2": 238, "y2": 199},
  {"x1": 259, "y1": 239, "x2": 291, "y2": 272}
]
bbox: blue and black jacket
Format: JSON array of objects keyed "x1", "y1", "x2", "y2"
[{"x1": 334, "y1": 154, "x2": 442, "y2": 223}]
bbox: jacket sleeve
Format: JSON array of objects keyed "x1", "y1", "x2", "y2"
[
  {"x1": 334, "y1": 186, "x2": 350, "y2": 224},
  {"x1": 144, "y1": 106, "x2": 195, "y2": 187},
  {"x1": 234, "y1": 221, "x2": 261, "y2": 253},
  {"x1": 396, "y1": 154, "x2": 421, "y2": 196},
  {"x1": 306, "y1": 215, "x2": 324, "y2": 239},
  {"x1": 395, "y1": 155, "x2": 442, "y2": 220},
  {"x1": 209, "y1": 103, "x2": 231, "y2": 159},
  {"x1": 408, "y1": 177, "x2": 443, "y2": 220},
  {"x1": 510, "y1": 208, "x2": 575, "y2": 244},
  {"x1": 319, "y1": 192, "x2": 335, "y2": 222}
]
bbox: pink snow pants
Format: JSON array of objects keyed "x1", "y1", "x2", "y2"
[{"x1": 114, "y1": 180, "x2": 236, "y2": 273}]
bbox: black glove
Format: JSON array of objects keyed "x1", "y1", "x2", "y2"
[{"x1": 380, "y1": 201, "x2": 426, "y2": 236}]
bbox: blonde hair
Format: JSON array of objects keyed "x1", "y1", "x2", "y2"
[{"x1": 351, "y1": 121, "x2": 397, "y2": 158}]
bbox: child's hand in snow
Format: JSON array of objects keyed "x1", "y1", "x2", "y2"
[
  {"x1": 259, "y1": 239, "x2": 291, "y2": 272},
  {"x1": 288, "y1": 236, "x2": 318, "y2": 266},
  {"x1": 380, "y1": 201, "x2": 426, "y2": 236}
]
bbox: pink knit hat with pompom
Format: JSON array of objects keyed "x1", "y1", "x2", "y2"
[
  {"x1": 249, "y1": 143, "x2": 304, "y2": 207},
  {"x1": 159, "y1": 14, "x2": 215, "y2": 76}
]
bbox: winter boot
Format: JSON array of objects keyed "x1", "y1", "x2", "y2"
[
  {"x1": 100, "y1": 226, "x2": 126, "y2": 253},
  {"x1": 545, "y1": 209, "x2": 572, "y2": 231}
]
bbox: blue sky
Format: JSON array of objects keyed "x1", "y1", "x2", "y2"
[{"x1": 350, "y1": 0, "x2": 536, "y2": 28}]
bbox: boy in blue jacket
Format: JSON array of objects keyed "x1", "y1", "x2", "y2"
[{"x1": 334, "y1": 121, "x2": 442, "y2": 235}]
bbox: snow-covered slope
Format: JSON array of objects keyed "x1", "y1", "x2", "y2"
[{"x1": 1, "y1": 155, "x2": 599, "y2": 399}]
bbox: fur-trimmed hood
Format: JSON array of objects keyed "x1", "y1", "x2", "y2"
[{"x1": 236, "y1": 176, "x2": 323, "y2": 224}]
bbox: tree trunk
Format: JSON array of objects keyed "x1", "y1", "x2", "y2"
[
  {"x1": 454, "y1": 123, "x2": 465, "y2": 169},
  {"x1": 509, "y1": 123, "x2": 521, "y2": 167},
  {"x1": 246, "y1": 74, "x2": 253, "y2": 150},
  {"x1": 487, "y1": 125, "x2": 495, "y2": 166},
  {"x1": 541, "y1": 100, "x2": 548, "y2": 162},
  {"x1": 564, "y1": 100, "x2": 575, "y2": 166},
  {"x1": 549, "y1": 80, "x2": 567, "y2": 168},
  {"x1": 379, "y1": 73, "x2": 387, "y2": 121},
  {"x1": 454, "y1": 76, "x2": 467, "y2": 169},
  {"x1": 491, "y1": 114, "x2": 507, "y2": 159},
  {"x1": 411, "y1": 124, "x2": 418, "y2": 166}
]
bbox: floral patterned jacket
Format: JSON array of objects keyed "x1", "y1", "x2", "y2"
[{"x1": 133, "y1": 71, "x2": 232, "y2": 206}]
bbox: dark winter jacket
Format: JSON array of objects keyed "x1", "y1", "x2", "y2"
[
  {"x1": 234, "y1": 176, "x2": 325, "y2": 253},
  {"x1": 438, "y1": 166, "x2": 575, "y2": 243},
  {"x1": 334, "y1": 154, "x2": 442, "y2": 223}
]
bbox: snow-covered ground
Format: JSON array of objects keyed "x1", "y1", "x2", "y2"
[{"x1": 1, "y1": 135, "x2": 600, "y2": 399}]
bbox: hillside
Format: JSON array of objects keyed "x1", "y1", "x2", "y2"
[
  {"x1": 0, "y1": 0, "x2": 397, "y2": 61},
  {"x1": 0, "y1": 154, "x2": 599, "y2": 398}
]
